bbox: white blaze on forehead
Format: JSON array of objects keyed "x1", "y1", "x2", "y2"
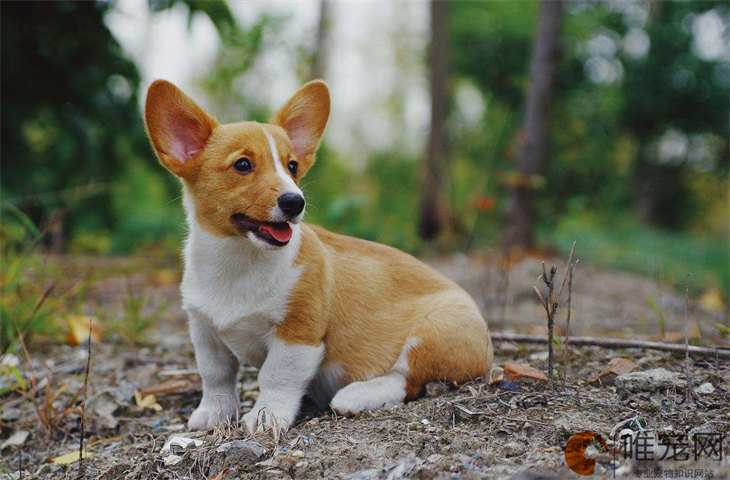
[{"x1": 261, "y1": 126, "x2": 302, "y2": 196}]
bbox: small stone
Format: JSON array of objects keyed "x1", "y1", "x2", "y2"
[
  {"x1": 529, "y1": 351, "x2": 549, "y2": 362},
  {"x1": 1, "y1": 408, "x2": 22, "y2": 422},
  {"x1": 215, "y1": 440, "x2": 266, "y2": 464},
  {"x1": 694, "y1": 382, "x2": 715, "y2": 394},
  {"x1": 503, "y1": 441, "x2": 526, "y2": 457},
  {"x1": 503, "y1": 363, "x2": 548, "y2": 383},
  {"x1": 425, "y1": 381, "x2": 449, "y2": 397},
  {"x1": 1, "y1": 430, "x2": 29, "y2": 450},
  {"x1": 615, "y1": 368, "x2": 687, "y2": 392}
]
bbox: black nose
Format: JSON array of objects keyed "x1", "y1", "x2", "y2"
[{"x1": 277, "y1": 193, "x2": 305, "y2": 218}]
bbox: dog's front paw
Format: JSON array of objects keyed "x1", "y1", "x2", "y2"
[
  {"x1": 188, "y1": 397, "x2": 239, "y2": 431},
  {"x1": 242, "y1": 404, "x2": 294, "y2": 434}
]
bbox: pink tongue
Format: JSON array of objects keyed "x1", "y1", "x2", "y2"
[{"x1": 259, "y1": 223, "x2": 293, "y2": 243}]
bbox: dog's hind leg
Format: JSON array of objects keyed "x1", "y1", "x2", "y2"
[{"x1": 329, "y1": 338, "x2": 418, "y2": 416}]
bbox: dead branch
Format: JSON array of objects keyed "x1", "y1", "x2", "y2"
[
  {"x1": 491, "y1": 333, "x2": 730, "y2": 359},
  {"x1": 534, "y1": 262, "x2": 559, "y2": 385},
  {"x1": 78, "y1": 320, "x2": 92, "y2": 478},
  {"x1": 562, "y1": 247, "x2": 577, "y2": 386}
]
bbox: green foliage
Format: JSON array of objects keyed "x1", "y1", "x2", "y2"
[
  {"x1": 0, "y1": 208, "x2": 60, "y2": 354},
  {"x1": 106, "y1": 286, "x2": 167, "y2": 344},
  {"x1": 644, "y1": 294, "x2": 666, "y2": 338},
  {"x1": 450, "y1": 0, "x2": 729, "y2": 235},
  {"x1": 550, "y1": 211, "x2": 729, "y2": 292},
  {"x1": 1, "y1": 1, "x2": 148, "y2": 239}
]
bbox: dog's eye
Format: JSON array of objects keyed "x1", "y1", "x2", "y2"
[
  {"x1": 233, "y1": 157, "x2": 253, "y2": 174},
  {"x1": 288, "y1": 160, "x2": 298, "y2": 177}
]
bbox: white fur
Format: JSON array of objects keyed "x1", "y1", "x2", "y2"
[
  {"x1": 262, "y1": 127, "x2": 305, "y2": 224},
  {"x1": 181, "y1": 188, "x2": 316, "y2": 431},
  {"x1": 330, "y1": 338, "x2": 419, "y2": 416},
  {"x1": 243, "y1": 338, "x2": 324, "y2": 432}
]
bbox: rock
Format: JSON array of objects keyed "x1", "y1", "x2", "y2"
[
  {"x1": 595, "y1": 358, "x2": 639, "y2": 385},
  {"x1": 215, "y1": 440, "x2": 265, "y2": 463},
  {"x1": 1, "y1": 408, "x2": 22, "y2": 422},
  {"x1": 503, "y1": 363, "x2": 548, "y2": 383},
  {"x1": 694, "y1": 382, "x2": 715, "y2": 394},
  {"x1": 424, "y1": 381, "x2": 449, "y2": 398},
  {"x1": 208, "y1": 440, "x2": 266, "y2": 474},
  {"x1": 1, "y1": 430, "x2": 29, "y2": 450},
  {"x1": 503, "y1": 441, "x2": 526, "y2": 457},
  {"x1": 529, "y1": 351, "x2": 549, "y2": 362},
  {"x1": 615, "y1": 368, "x2": 686, "y2": 392}
]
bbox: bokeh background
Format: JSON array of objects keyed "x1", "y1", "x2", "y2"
[{"x1": 2, "y1": 0, "x2": 728, "y2": 302}]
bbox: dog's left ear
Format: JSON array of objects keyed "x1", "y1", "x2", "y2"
[{"x1": 271, "y1": 80, "x2": 330, "y2": 176}]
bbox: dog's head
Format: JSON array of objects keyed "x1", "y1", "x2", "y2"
[{"x1": 144, "y1": 80, "x2": 330, "y2": 249}]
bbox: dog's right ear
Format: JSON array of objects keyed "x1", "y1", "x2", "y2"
[{"x1": 144, "y1": 80, "x2": 218, "y2": 177}]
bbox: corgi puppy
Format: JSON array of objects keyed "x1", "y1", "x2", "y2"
[{"x1": 144, "y1": 80, "x2": 493, "y2": 433}]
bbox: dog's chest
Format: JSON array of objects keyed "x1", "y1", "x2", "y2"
[{"x1": 181, "y1": 230, "x2": 303, "y2": 364}]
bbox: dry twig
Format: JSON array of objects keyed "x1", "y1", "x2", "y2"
[
  {"x1": 684, "y1": 274, "x2": 691, "y2": 403},
  {"x1": 78, "y1": 320, "x2": 92, "y2": 478},
  {"x1": 490, "y1": 333, "x2": 730, "y2": 358}
]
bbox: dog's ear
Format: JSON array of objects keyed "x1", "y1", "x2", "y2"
[
  {"x1": 145, "y1": 80, "x2": 218, "y2": 177},
  {"x1": 271, "y1": 80, "x2": 330, "y2": 176}
]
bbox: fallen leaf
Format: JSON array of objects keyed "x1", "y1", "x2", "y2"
[
  {"x1": 140, "y1": 378, "x2": 195, "y2": 397},
  {"x1": 65, "y1": 315, "x2": 103, "y2": 345},
  {"x1": 503, "y1": 363, "x2": 548, "y2": 383},
  {"x1": 209, "y1": 467, "x2": 230, "y2": 480},
  {"x1": 134, "y1": 390, "x2": 163, "y2": 412},
  {"x1": 1, "y1": 430, "x2": 28, "y2": 450},
  {"x1": 595, "y1": 357, "x2": 639, "y2": 385},
  {"x1": 50, "y1": 449, "x2": 93, "y2": 464},
  {"x1": 699, "y1": 288, "x2": 725, "y2": 312}
]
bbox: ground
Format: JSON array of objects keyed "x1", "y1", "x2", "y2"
[{"x1": 1, "y1": 252, "x2": 728, "y2": 479}]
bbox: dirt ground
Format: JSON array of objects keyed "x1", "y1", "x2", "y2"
[{"x1": 1, "y1": 252, "x2": 728, "y2": 479}]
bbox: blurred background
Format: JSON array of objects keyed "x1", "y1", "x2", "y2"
[{"x1": 1, "y1": 0, "x2": 728, "y2": 308}]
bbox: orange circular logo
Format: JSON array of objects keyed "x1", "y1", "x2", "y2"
[{"x1": 564, "y1": 431, "x2": 609, "y2": 475}]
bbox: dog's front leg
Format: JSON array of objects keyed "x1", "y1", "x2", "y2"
[
  {"x1": 187, "y1": 312, "x2": 240, "y2": 431},
  {"x1": 243, "y1": 337, "x2": 324, "y2": 433}
]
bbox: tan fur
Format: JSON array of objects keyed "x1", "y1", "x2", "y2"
[
  {"x1": 277, "y1": 225, "x2": 493, "y2": 397},
  {"x1": 146, "y1": 79, "x2": 493, "y2": 404}
]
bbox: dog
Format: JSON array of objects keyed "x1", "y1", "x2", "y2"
[{"x1": 144, "y1": 79, "x2": 493, "y2": 432}]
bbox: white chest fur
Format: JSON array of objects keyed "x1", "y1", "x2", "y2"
[{"x1": 180, "y1": 194, "x2": 303, "y2": 367}]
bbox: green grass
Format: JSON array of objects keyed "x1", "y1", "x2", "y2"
[{"x1": 548, "y1": 212, "x2": 729, "y2": 293}]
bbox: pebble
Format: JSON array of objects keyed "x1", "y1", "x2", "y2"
[
  {"x1": 1, "y1": 408, "x2": 22, "y2": 422},
  {"x1": 615, "y1": 368, "x2": 687, "y2": 392},
  {"x1": 214, "y1": 440, "x2": 266, "y2": 463},
  {"x1": 503, "y1": 441, "x2": 526, "y2": 457},
  {"x1": 694, "y1": 382, "x2": 715, "y2": 394}
]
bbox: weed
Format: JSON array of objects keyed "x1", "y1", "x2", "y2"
[{"x1": 105, "y1": 283, "x2": 167, "y2": 344}]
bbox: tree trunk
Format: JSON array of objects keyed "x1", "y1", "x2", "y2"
[
  {"x1": 503, "y1": 0, "x2": 563, "y2": 251},
  {"x1": 311, "y1": 0, "x2": 332, "y2": 80},
  {"x1": 419, "y1": 0, "x2": 450, "y2": 240}
]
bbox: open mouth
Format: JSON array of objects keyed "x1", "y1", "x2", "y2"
[{"x1": 231, "y1": 213, "x2": 293, "y2": 247}]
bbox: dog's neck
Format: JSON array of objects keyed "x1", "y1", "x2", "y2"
[{"x1": 181, "y1": 187, "x2": 302, "y2": 276}]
